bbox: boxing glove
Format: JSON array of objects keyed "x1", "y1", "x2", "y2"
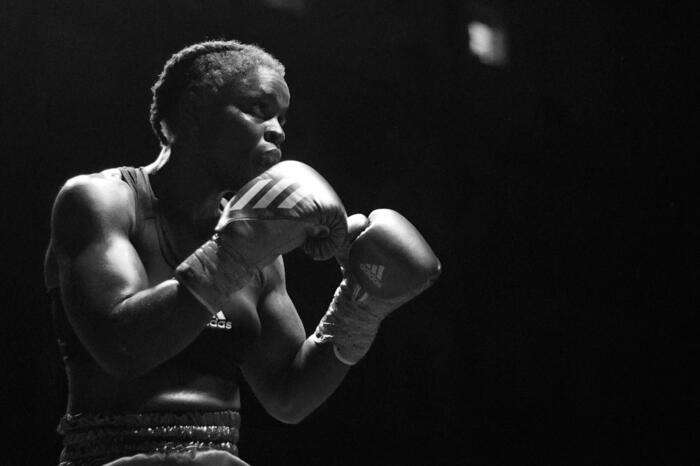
[
  {"x1": 333, "y1": 213, "x2": 371, "y2": 272},
  {"x1": 314, "y1": 209, "x2": 441, "y2": 365},
  {"x1": 176, "y1": 161, "x2": 347, "y2": 315}
]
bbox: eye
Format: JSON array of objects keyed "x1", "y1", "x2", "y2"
[{"x1": 249, "y1": 104, "x2": 266, "y2": 119}]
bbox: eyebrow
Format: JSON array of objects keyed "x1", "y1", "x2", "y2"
[{"x1": 261, "y1": 90, "x2": 290, "y2": 110}]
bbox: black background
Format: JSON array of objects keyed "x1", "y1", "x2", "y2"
[{"x1": 0, "y1": 1, "x2": 696, "y2": 465}]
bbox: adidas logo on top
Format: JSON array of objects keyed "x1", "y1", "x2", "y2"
[
  {"x1": 359, "y1": 263, "x2": 385, "y2": 288},
  {"x1": 208, "y1": 310, "x2": 232, "y2": 330}
]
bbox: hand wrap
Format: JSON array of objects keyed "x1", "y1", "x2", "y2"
[{"x1": 314, "y1": 277, "x2": 409, "y2": 365}]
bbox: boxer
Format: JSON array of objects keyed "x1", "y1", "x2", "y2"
[{"x1": 44, "y1": 40, "x2": 440, "y2": 465}]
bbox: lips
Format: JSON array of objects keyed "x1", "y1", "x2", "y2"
[
  {"x1": 252, "y1": 147, "x2": 282, "y2": 174},
  {"x1": 253, "y1": 147, "x2": 282, "y2": 170}
]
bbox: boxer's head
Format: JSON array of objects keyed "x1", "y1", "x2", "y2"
[{"x1": 150, "y1": 40, "x2": 289, "y2": 187}]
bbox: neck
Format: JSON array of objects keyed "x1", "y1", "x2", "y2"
[{"x1": 148, "y1": 146, "x2": 223, "y2": 226}]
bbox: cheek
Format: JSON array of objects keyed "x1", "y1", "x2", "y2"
[
  {"x1": 216, "y1": 108, "x2": 263, "y2": 153},
  {"x1": 235, "y1": 120, "x2": 264, "y2": 152}
]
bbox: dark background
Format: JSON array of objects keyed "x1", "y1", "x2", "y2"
[{"x1": 1, "y1": 1, "x2": 695, "y2": 464}]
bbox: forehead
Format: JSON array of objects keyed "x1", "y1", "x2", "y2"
[{"x1": 229, "y1": 65, "x2": 290, "y2": 107}]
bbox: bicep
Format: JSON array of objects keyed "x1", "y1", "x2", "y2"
[
  {"x1": 240, "y1": 258, "x2": 306, "y2": 406},
  {"x1": 52, "y1": 176, "x2": 149, "y2": 356},
  {"x1": 62, "y1": 233, "x2": 149, "y2": 317}
]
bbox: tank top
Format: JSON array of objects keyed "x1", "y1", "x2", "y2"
[{"x1": 44, "y1": 167, "x2": 243, "y2": 380}]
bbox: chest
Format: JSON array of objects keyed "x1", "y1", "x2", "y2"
[{"x1": 133, "y1": 215, "x2": 264, "y2": 346}]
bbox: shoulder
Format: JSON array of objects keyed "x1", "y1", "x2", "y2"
[
  {"x1": 54, "y1": 170, "x2": 135, "y2": 221},
  {"x1": 51, "y1": 171, "x2": 136, "y2": 252}
]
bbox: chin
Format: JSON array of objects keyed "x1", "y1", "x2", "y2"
[
  {"x1": 213, "y1": 168, "x2": 245, "y2": 192},
  {"x1": 249, "y1": 163, "x2": 271, "y2": 179}
]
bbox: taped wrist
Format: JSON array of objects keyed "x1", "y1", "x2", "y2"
[
  {"x1": 175, "y1": 234, "x2": 257, "y2": 316},
  {"x1": 312, "y1": 278, "x2": 402, "y2": 365}
]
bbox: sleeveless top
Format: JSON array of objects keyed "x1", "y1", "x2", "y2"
[{"x1": 44, "y1": 167, "x2": 244, "y2": 380}]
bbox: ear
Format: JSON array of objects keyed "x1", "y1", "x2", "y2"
[{"x1": 176, "y1": 90, "x2": 202, "y2": 143}]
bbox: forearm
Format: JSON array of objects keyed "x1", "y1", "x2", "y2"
[
  {"x1": 97, "y1": 279, "x2": 211, "y2": 379},
  {"x1": 276, "y1": 337, "x2": 350, "y2": 423}
]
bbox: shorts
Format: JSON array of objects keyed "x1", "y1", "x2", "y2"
[
  {"x1": 57, "y1": 410, "x2": 247, "y2": 466},
  {"x1": 103, "y1": 449, "x2": 250, "y2": 465}
]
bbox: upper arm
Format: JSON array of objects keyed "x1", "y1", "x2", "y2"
[
  {"x1": 239, "y1": 257, "x2": 306, "y2": 415},
  {"x1": 51, "y1": 173, "x2": 149, "y2": 369}
]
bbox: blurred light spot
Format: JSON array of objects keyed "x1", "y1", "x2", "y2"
[
  {"x1": 260, "y1": 0, "x2": 307, "y2": 14},
  {"x1": 467, "y1": 21, "x2": 508, "y2": 66}
]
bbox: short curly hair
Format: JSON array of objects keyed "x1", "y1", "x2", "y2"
[{"x1": 149, "y1": 40, "x2": 285, "y2": 145}]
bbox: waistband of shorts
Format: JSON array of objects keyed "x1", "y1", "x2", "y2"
[{"x1": 58, "y1": 410, "x2": 240, "y2": 466}]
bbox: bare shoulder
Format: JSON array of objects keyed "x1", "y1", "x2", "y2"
[{"x1": 51, "y1": 170, "x2": 136, "y2": 254}]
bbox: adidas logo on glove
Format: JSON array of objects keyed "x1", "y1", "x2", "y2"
[{"x1": 359, "y1": 263, "x2": 385, "y2": 288}]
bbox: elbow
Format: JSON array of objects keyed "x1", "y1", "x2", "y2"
[
  {"x1": 94, "y1": 353, "x2": 143, "y2": 382},
  {"x1": 104, "y1": 367, "x2": 136, "y2": 382},
  {"x1": 90, "y1": 333, "x2": 149, "y2": 381},
  {"x1": 95, "y1": 306, "x2": 154, "y2": 381},
  {"x1": 107, "y1": 362, "x2": 148, "y2": 382},
  {"x1": 265, "y1": 396, "x2": 314, "y2": 425},
  {"x1": 269, "y1": 406, "x2": 308, "y2": 425},
  {"x1": 280, "y1": 415, "x2": 305, "y2": 425}
]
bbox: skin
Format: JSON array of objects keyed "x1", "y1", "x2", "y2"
[{"x1": 48, "y1": 65, "x2": 350, "y2": 423}]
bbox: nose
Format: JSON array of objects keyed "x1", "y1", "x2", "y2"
[{"x1": 263, "y1": 118, "x2": 285, "y2": 147}]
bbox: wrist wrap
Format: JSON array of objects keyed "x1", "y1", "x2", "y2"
[{"x1": 313, "y1": 277, "x2": 406, "y2": 365}]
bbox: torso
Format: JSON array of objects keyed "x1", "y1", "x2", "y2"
[{"x1": 47, "y1": 167, "x2": 269, "y2": 415}]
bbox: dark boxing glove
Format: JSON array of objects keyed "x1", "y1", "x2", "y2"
[
  {"x1": 313, "y1": 209, "x2": 441, "y2": 365},
  {"x1": 176, "y1": 161, "x2": 347, "y2": 315}
]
